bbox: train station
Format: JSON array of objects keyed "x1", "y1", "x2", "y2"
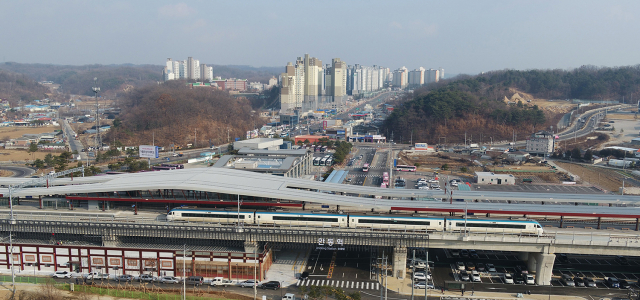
[{"x1": 0, "y1": 167, "x2": 638, "y2": 289}]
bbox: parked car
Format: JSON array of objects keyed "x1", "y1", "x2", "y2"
[
  {"x1": 616, "y1": 255, "x2": 629, "y2": 265},
  {"x1": 561, "y1": 274, "x2": 575, "y2": 286},
  {"x1": 584, "y1": 277, "x2": 596, "y2": 287},
  {"x1": 427, "y1": 179, "x2": 438, "y2": 183},
  {"x1": 620, "y1": 279, "x2": 631, "y2": 289},
  {"x1": 514, "y1": 274, "x2": 526, "y2": 284},
  {"x1": 460, "y1": 270, "x2": 470, "y2": 281},
  {"x1": 413, "y1": 281, "x2": 434, "y2": 289},
  {"x1": 239, "y1": 280, "x2": 257, "y2": 288},
  {"x1": 461, "y1": 250, "x2": 469, "y2": 257},
  {"x1": 526, "y1": 275, "x2": 535, "y2": 285},
  {"x1": 456, "y1": 262, "x2": 465, "y2": 271},
  {"x1": 159, "y1": 276, "x2": 180, "y2": 284},
  {"x1": 486, "y1": 263, "x2": 496, "y2": 272},
  {"x1": 573, "y1": 277, "x2": 585, "y2": 287},
  {"x1": 52, "y1": 271, "x2": 72, "y2": 279},
  {"x1": 186, "y1": 276, "x2": 204, "y2": 286},
  {"x1": 451, "y1": 249, "x2": 460, "y2": 257},
  {"x1": 211, "y1": 277, "x2": 234, "y2": 287},
  {"x1": 606, "y1": 277, "x2": 620, "y2": 288},
  {"x1": 116, "y1": 275, "x2": 134, "y2": 283},
  {"x1": 413, "y1": 271, "x2": 427, "y2": 281},
  {"x1": 503, "y1": 273, "x2": 514, "y2": 284},
  {"x1": 476, "y1": 263, "x2": 485, "y2": 272},
  {"x1": 139, "y1": 274, "x2": 155, "y2": 282},
  {"x1": 466, "y1": 262, "x2": 475, "y2": 271},
  {"x1": 472, "y1": 271, "x2": 481, "y2": 282},
  {"x1": 261, "y1": 281, "x2": 281, "y2": 290},
  {"x1": 469, "y1": 250, "x2": 479, "y2": 259},
  {"x1": 85, "y1": 272, "x2": 109, "y2": 280}
]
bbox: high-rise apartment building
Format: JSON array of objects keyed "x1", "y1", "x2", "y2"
[
  {"x1": 408, "y1": 67, "x2": 425, "y2": 86},
  {"x1": 425, "y1": 69, "x2": 440, "y2": 84},
  {"x1": 163, "y1": 57, "x2": 204, "y2": 81},
  {"x1": 187, "y1": 57, "x2": 200, "y2": 80},
  {"x1": 280, "y1": 61, "x2": 305, "y2": 112},
  {"x1": 200, "y1": 64, "x2": 213, "y2": 82},
  {"x1": 303, "y1": 54, "x2": 323, "y2": 105},
  {"x1": 392, "y1": 67, "x2": 409, "y2": 88}
]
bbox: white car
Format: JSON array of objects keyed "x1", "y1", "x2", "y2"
[
  {"x1": 52, "y1": 271, "x2": 72, "y2": 279},
  {"x1": 159, "y1": 276, "x2": 180, "y2": 284},
  {"x1": 418, "y1": 186, "x2": 430, "y2": 190},
  {"x1": 472, "y1": 271, "x2": 481, "y2": 282},
  {"x1": 504, "y1": 273, "x2": 514, "y2": 284},
  {"x1": 427, "y1": 179, "x2": 438, "y2": 183},
  {"x1": 413, "y1": 271, "x2": 427, "y2": 281},
  {"x1": 457, "y1": 262, "x2": 465, "y2": 271},
  {"x1": 526, "y1": 274, "x2": 535, "y2": 285},
  {"x1": 449, "y1": 181, "x2": 459, "y2": 187}
]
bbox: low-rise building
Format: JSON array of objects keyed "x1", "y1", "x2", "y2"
[
  {"x1": 474, "y1": 172, "x2": 516, "y2": 185},
  {"x1": 526, "y1": 131, "x2": 555, "y2": 156}
]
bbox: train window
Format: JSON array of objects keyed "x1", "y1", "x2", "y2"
[
  {"x1": 258, "y1": 216, "x2": 261, "y2": 218},
  {"x1": 273, "y1": 216, "x2": 339, "y2": 222},
  {"x1": 358, "y1": 219, "x2": 430, "y2": 226},
  {"x1": 342, "y1": 219, "x2": 345, "y2": 221},
  {"x1": 455, "y1": 222, "x2": 526, "y2": 229}
]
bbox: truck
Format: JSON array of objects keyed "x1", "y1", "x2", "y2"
[
  {"x1": 282, "y1": 293, "x2": 298, "y2": 300},
  {"x1": 210, "y1": 277, "x2": 235, "y2": 287}
]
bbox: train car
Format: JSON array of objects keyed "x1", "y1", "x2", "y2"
[
  {"x1": 348, "y1": 215, "x2": 445, "y2": 232},
  {"x1": 167, "y1": 209, "x2": 254, "y2": 224},
  {"x1": 255, "y1": 212, "x2": 348, "y2": 228},
  {"x1": 446, "y1": 218, "x2": 543, "y2": 235}
]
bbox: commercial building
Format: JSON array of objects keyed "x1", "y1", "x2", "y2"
[
  {"x1": 474, "y1": 172, "x2": 516, "y2": 185},
  {"x1": 526, "y1": 131, "x2": 555, "y2": 156}
]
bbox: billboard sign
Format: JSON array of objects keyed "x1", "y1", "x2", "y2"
[
  {"x1": 139, "y1": 145, "x2": 159, "y2": 158},
  {"x1": 323, "y1": 120, "x2": 327, "y2": 130},
  {"x1": 415, "y1": 143, "x2": 428, "y2": 150}
]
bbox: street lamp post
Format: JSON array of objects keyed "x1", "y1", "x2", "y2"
[{"x1": 183, "y1": 244, "x2": 187, "y2": 300}]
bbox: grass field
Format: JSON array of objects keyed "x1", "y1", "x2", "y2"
[{"x1": 0, "y1": 125, "x2": 60, "y2": 140}]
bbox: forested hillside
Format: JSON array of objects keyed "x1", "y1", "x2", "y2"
[
  {"x1": 383, "y1": 65, "x2": 640, "y2": 144},
  {"x1": 105, "y1": 81, "x2": 262, "y2": 147},
  {"x1": 0, "y1": 70, "x2": 51, "y2": 103}
]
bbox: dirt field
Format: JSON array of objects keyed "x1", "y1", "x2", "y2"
[
  {"x1": 555, "y1": 161, "x2": 635, "y2": 192},
  {"x1": 0, "y1": 149, "x2": 61, "y2": 162},
  {"x1": 0, "y1": 125, "x2": 60, "y2": 140},
  {"x1": 606, "y1": 113, "x2": 637, "y2": 120}
]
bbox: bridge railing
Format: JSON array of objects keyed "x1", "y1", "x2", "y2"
[{"x1": 1, "y1": 212, "x2": 640, "y2": 247}]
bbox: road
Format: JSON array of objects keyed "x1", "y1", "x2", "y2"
[
  {"x1": 61, "y1": 119, "x2": 87, "y2": 162},
  {"x1": 0, "y1": 165, "x2": 35, "y2": 177}
]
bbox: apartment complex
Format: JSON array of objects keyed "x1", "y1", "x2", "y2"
[
  {"x1": 163, "y1": 57, "x2": 212, "y2": 82},
  {"x1": 347, "y1": 65, "x2": 389, "y2": 97}
]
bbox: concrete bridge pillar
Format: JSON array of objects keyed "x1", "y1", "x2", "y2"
[
  {"x1": 392, "y1": 247, "x2": 407, "y2": 279},
  {"x1": 525, "y1": 252, "x2": 555, "y2": 285}
]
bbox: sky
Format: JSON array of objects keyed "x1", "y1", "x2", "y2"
[{"x1": 1, "y1": 0, "x2": 639, "y2": 75}]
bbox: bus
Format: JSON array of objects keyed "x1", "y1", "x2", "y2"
[
  {"x1": 363, "y1": 163, "x2": 370, "y2": 172},
  {"x1": 382, "y1": 172, "x2": 389, "y2": 185},
  {"x1": 326, "y1": 158, "x2": 333, "y2": 166},
  {"x1": 313, "y1": 157, "x2": 321, "y2": 166},
  {"x1": 152, "y1": 166, "x2": 176, "y2": 171},
  {"x1": 162, "y1": 163, "x2": 184, "y2": 169},
  {"x1": 395, "y1": 165, "x2": 416, "y2": 172},
  {"x1": 321, "y1": 146, "x2": 327, "y2": 153},
  {"x1": 320, "y1": 157, "x2": 328, "y2": 166}
]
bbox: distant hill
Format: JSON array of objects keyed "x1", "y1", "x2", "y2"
[
  {"x1": 105, "y1": 80, "x2": 262, "y2": 148},
  {"x1": 0, "y1": 62, "x2": 281, "y2": 98},
  {"x1": 383, "y1": 65, "x2": 640, "y2": 144},
  {"x1": 0, "y1": 69, "x2": 51, "y2": 103}
]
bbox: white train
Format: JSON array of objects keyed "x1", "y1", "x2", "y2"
[{"x1": 166, "y1": 209, "x2": 543, "y2": 235}]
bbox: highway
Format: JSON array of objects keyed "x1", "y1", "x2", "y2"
[{"x1": 61, "y1": 119, "x2": 87, "y2": 161}]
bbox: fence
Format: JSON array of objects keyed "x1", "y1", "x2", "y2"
[
  {"x1": 58, "y1": 283, "x2": 248, "y2": 300},
  {"x1": 0, "y1": 275, "x2": 51, "y2": 284}
]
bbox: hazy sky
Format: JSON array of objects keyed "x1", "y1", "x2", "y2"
[{"x1": 1, "y1": 1, "x2": 639, "y2": 75}]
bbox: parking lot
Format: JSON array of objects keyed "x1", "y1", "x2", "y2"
[
  {"x1": 423, "y1": 247, "x2": 640, "y2": 293},
  {"x1": 474, "y1": 184, "x2": 602, "y2": 194}
]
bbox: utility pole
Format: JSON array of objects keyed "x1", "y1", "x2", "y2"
[
  {"x1": 92, "y1": 78, "x2": 101, "y2": 156},
  {"x1": 411, "y1": 250, "x2": 415, "y2": 300}
]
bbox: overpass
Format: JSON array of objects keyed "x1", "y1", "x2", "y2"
[{"x1": 1, "y1": 211, "x2": 639, "y2": 285}]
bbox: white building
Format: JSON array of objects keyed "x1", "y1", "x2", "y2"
[
  {"x1": 200, "y1": 64, "x2": 213, "y2": 82},
  {"x1": 474, "y1": 172, "x2": 515, "y2": 185},
  {"x1": 526, "y1": 131, "x2": 555, "y2": 155},
  {"x1": 425, "y1": 69, "x2": 440, "y2": 84},
  {"x1": 392, "y1": 66, "x2": 408, "y2": 88}
]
